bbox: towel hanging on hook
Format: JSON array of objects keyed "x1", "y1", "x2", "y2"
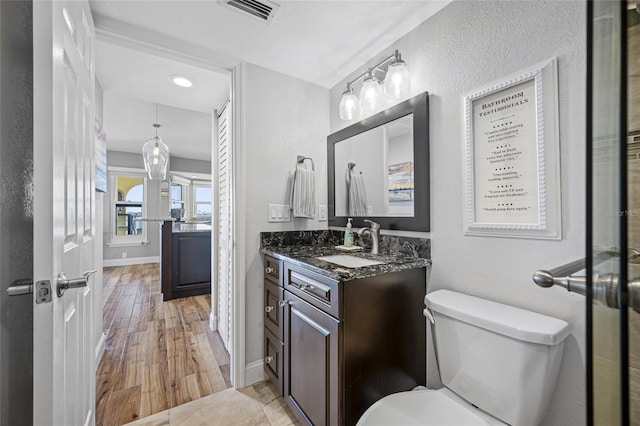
[
  {"x1": 347, "y1": 162, "x2": 368, "y2": 216},
  {"x1": 291, "y1": 155, "x2": 316, "y2": 218}
]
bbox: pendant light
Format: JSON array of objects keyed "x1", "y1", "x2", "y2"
[
  {"x1": 142, "y1": 105, "x2": 170, "y2": 180},
  {"x1": 338, "y1": 49, "x2": 411, "y2": 120}
]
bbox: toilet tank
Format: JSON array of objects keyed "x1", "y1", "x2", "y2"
[{"x1": 425, "y1": 290, "x2": 570, "y2": 426}]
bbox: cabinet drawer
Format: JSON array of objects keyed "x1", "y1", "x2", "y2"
[
  {"x1": 264, "y1": 327, "x2": 284, "y2": 396},
  {"x1": 264, "y1": 279, "x2": 284, "y2": 340},
  {"x1": 264, "y1": 255, "x2": 282, "y2": 285},
  {"x1": 284, "y1": 262, "x2": 340, "y2": 318}
]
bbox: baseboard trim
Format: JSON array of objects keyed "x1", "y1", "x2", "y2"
[
  {"x1": 103, "y1": 256, "x2": 160, "y2": 267},
  {"x1": 244, "y1": 360, "x2": 264, "y2": 386},
  {"x1": 209, "y1": 312, "x2": 218, "y2": 331},
  {"x1": 94, "y1": 332, "x2": 107, "y2": 367}
]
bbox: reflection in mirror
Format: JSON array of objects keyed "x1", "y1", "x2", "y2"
[
  {"x1": 334, "y1": 114, "x2": 414, "y2": 217},
  {"x1": 328, "y1": 92, "x2": 430, "y2": 232}
]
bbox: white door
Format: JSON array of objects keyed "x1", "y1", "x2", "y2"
[
  {"x1": 33, "y1": 1, "x2": 97, "y2": 425},
  {"x1": 217, "y1": 100, "x2": 233, "y2": 351}
]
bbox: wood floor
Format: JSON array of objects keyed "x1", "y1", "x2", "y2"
[{"x1": 96, "y1": 263, "x2": 231, "y2": 426}]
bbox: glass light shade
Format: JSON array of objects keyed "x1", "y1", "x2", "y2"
[
  {"x1": 384, "y1": 60, "x2": 411, "y2": 99},
  {"x1": 142, "y1": 136, "x2": 170, "y2": 180},
  {"x1": 339, "y1": 87, "x2": 361, "y2": 120},
  {"x1": 359, "y1": 75, "x2": 382, "y2": 117}
]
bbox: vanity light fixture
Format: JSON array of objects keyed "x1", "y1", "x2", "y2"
[
  {"x1": 170, "y1": 75, "x2": 193, "y2": 88},
  {"x1": 338, "y1": 49, "x2": 411, "y2": 121},
  {"x1": 142, "y1": 105, "x2": 170, "y2": 180}
]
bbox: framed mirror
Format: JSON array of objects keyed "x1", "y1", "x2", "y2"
[{"x1": 328, "y1": 92, "x2": 430, "y2": 231}]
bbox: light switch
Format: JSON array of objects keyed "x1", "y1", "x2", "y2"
[
  {"x1": 318, "y1": 205, "x2": 327, "y2": 221},
  {"x1": 268, "y1": 204, "x2": 291, "y2": 222}
]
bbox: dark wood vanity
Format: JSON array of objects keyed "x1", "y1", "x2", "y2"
[
  {"x1": 263, "y1": 250, "x2": 428, "y2": 426},
  {"x1": 161, "y1": 221, "x2": 211, "y2": 301}
]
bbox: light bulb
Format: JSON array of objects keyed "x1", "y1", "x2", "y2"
[
  {"x1": 339, "y1": 86, "x2": 360, "y2": 120},
  {"x1": 384, "y1": 57, "x2": 411, "y2": 99},
  {"x1": 359, "y1": 72, "x2": 382, "y2": 117}
]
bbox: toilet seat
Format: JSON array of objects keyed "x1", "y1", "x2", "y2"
[{"x1": 356, "y1": 387, "x2": 508, "y2": 426}]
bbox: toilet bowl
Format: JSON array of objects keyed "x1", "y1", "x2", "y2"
[
  {"x1": 356, "y1": 387, "x2": 506, "y2": 426},
  {"x1": 357, "y1": 290, "x2": 570, "y2": 426}
]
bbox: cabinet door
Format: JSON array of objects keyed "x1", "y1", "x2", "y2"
[
  {"x1": 284, "y1": 291, "x2": 340, "y2": 426},
  {"x1": 264, "y1": 328, "x2": 284, "y2": 396},
  {"x1": 264, "y1": 279, "x2": 284, "y2": 339}
]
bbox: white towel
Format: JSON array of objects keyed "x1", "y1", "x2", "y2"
[
  {"x1": 348, "y1": 173, "x2": 368, "y2": 216},
  {"x1": 291, "y1": 163, "x2": 316, "y2": 218}
]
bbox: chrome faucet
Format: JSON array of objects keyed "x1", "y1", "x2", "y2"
[{"x1": 357, "y1": 220, "x2": 380, "y2": 254}]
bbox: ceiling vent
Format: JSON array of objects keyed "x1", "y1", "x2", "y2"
[{"x1": 219, "y1": 0, "x2": 280, "y2": 24}]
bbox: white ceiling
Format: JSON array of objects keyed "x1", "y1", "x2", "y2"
[{"x1": 91, "y1": 0, "x2": 450, "y2": 160}]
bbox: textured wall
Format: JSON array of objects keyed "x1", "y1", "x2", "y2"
[
  {"x1": 241, "y1": 63, "x2": 330, "y2": 365},
  {"x1": 0, "y1": 1, "x2": 33, "y2": 424},
  {"x1": 330, "y1": 2, "x2": 586, "y2": 425}
]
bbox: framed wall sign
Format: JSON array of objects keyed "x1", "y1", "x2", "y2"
[{"x1": 462, "y1": 58, "x2": 561, "y2": 239}]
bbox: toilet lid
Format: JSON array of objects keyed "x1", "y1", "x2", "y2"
[{"x1": 356, "y1": 388, "x2": 508, "y2": 426}]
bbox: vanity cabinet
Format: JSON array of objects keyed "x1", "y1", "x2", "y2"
[
  {"x1": 264, "y1": 254, "x2": 427, "y2": 426},
  {"x1": 263, "y1": 255, "x2": 284, "y2": 395}
]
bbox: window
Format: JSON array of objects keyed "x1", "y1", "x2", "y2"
[
  {"x1": 110, "y1": 170, "x2": 147, "y2": 245},
  {"x1": 168, "y1": 174, "x2": 212, "y2": 220},
  {"x1": 171, "y1": 183, "x2": 185, "y2": 210},
  {"x1": 193, "y1": 184, "x2": 212, "y2": 218}
]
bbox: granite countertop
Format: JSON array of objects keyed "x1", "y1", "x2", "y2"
[{"x1": 261, "y1": 245, "x2": 431, "y2": 282}]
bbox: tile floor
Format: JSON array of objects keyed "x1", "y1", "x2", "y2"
[{"x1": 125, "y1": 380, "x2": 299, "y2": 426}]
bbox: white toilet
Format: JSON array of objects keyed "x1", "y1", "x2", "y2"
[{"x1": 357, "y1": 289, "x2": 570, "y2": 426}]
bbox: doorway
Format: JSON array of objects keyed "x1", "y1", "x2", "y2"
[
  {"x1": 587, "y1": 1, "x2": 640, "y2": 423},
  {"x1": 94, "y1": 21, "x2": 239, "y2": 424}
]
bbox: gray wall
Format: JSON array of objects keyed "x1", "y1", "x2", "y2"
[
  {"x1": 103, "y1": 150, "x2": 212, "y2": 262},
  {"x1": 0, "y1": 1, "x2": 33, "y2": 424},
  {"x1": 330, "y1": 2, "x2": 586, "y2": 425},
  {"x1": 240, "y1": 63, "x2": 330, "y2": 365}
]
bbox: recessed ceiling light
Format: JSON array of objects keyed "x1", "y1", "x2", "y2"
[
  {"x1": 191, "y1": 175, "x2": 197, "y2": 179},
  {"x1": 170, "y1": 75, "x2": 193, "y2": 88}
]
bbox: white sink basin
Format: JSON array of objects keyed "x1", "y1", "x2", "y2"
[{"x1": 316, "y1": 254, "x2": 384, "y2": 268}]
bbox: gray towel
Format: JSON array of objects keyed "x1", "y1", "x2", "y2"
[
  {"x1": 291, "y1": 163, "x2": 316, "y2": 218},
  {"x1": 348, "y1": 173, "x2": 368, "y2": 216}
]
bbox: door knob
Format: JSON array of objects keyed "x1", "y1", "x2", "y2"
[
  {"x1": 6, "y1": 279, "x2": 52, "y2": 304},
  {"x1": 6, "y1": 278, "x2": 33, "y2": 296},
  {"x1": 57, "y1": 270, "x2": 97, "y2": 297}
]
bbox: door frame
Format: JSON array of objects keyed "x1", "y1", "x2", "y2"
[
  {"x1": 586, "y1": 0, "x2": 631, "y2": 423},
  {"x1": 94, "y1": 24, "x2": 247, "y2": 387}
]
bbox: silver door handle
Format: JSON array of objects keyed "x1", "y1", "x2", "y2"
[
  {"x1": 57, "y1": 270, "x2": 97, "y2": 297},
  {"x1": 6, "y1": 278, "x2": 33, "y2": 296},
  {"x1": 6, "y1": 279, "x2": 52, "y2": 304}
]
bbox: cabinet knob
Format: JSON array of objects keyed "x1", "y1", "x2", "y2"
[
  {"x1": 278, "y1": 300, "x2": 290, "y2": 307},
  {"x1": 265, "y1": 267, "x2": 274, "y2": 274},
  {"x1": 265, "y1": 305, "x2": 274, "y2": 313},
  {"x1": 265, "y1": 356, "x2": 274, "y2": 364}
]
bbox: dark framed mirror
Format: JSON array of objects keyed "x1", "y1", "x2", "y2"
[{"x1": 328, "y1": 92, "x2": 430, "y2": 231}]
